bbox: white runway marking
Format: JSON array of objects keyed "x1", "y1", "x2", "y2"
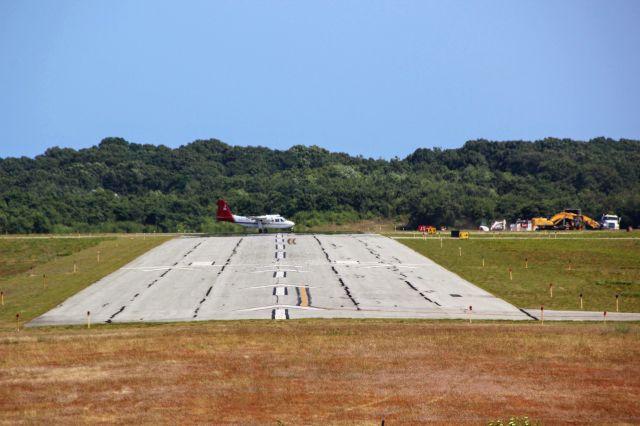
[
  {"x1": 243, "y1": 284, "x2": 314, "y2": 290},
  {"x1": 252, "y1": 268, "x2": 309, "y2": 274},
  {"x1": 237, "y1": 304, "x2": 323, "y2": 312},
  {"x1": 191, "y1": 261, "x2": 214, "y2": 267}
]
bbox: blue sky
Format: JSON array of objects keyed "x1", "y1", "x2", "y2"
[{"x1": 1, "y1": 1, "x2": 639, "y2": 159}]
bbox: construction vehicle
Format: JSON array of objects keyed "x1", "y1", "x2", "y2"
[
  {"x1": 532, "y1": 217, "x2": 554, "y2": 230},
  {"x1": 580, "y1": 214, "x2": 601, "y2": 230},
  {"x1": 549, "y1": 211, "x2": 579, "y2": 230},
  {"x1": 534, "y1": 209, "x2": 601, "y2": 230},
  {"x1": 600, "y1": 214, "x2": 621, "y2": 230},
  {"x1": 512, "y1": 219, "x2": 533, "y2": 231},
  {"x1": 490, "y1": 220, "x2": 507, "y2": 231},
  {"x1": 418, "y1": 225, "x2": 437, "y2": 234}
]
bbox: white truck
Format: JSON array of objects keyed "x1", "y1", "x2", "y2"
[{"x1": 600, "y1": 214, "x2": 621, "y2": 230}]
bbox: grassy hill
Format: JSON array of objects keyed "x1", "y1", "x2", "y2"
[{"x1": 1, "y1": 137, "x2": 639, "y2": 233}]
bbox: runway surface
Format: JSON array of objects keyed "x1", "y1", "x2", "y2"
[
  {"x1": 30, "y1": 234, "x2": 531, "y2": 325},
  {"x1": 520, "y1": 309, "x2": 640, "y2": 321}
]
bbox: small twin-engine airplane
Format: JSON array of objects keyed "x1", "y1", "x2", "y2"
[{"x1": 216, "y1": 199, "x2": 295, "y2": 233}]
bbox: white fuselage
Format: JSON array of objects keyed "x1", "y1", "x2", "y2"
[{"x1": 232, "y1": 214, "x2": 295, "y2": 229}]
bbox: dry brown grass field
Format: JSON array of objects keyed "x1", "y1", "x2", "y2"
[{"x1": 1, "y1": 320, "x2": 639, "y2": 425}]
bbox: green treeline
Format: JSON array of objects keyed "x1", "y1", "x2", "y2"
[{"x1": 0, "y1": 137, "x2": 639, "y2": 233}]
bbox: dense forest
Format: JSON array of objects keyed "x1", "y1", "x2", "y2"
[{"x1": 0, "y1": 137, "x2": 639, "y2": 233}]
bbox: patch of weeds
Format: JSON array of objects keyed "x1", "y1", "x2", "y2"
[
  {"x1": 614, "y1": 323, "x2": 631, "y2": 334},
  {"x1": 595, "y1": 280, "x2": 634, "y2": 286},
  {"x1": 323, "y1": 328, "x2": 356, "y2": 336},
  {"x1": 489, "y1": 416, "x2": 540, "y2": 426}
]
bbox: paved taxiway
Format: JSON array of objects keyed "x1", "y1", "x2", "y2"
[
  {"x1": 30, "y1": 234, "x2": 532, "y2": 325},
  {"x1": 520, "y1": 309, "x2": 640, "y2": 321}
]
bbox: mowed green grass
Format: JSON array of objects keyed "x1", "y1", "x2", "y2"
[
  {"x1": 0, "y1": 237, "x2": 104, "y2": 278},
  {"x1": 400, "y1": 237, "x2": 640, "y2": 312},
  {"x1": 387, "y1": 229, "x2": 638, "y2": 239},
  {"x1": 0, "y1": 235, "x2": 172, "y2": 331}
]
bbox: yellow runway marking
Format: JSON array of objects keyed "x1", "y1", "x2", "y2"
[{"x1": 298, "y1": 287, "x2": 310, "y2": 307}]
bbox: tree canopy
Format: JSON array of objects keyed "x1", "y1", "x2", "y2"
[{"x1": 1, "y1": 137, "x2": 639, "y2": 233}]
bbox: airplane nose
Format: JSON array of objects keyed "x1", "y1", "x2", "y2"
[{"x1": 288, "y1": 221, "x2": 295, "y2": 227}]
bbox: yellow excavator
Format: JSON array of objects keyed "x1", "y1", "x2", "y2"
[
  {"x1": 580, "y1": 214, "x2": 601, "y2": 229},
  {"x1": 533, "y1": 209, "x2": 601, "y2": 230},
  {"x1": 532, "y1": 217, "x2": 554, "y2": 230}
]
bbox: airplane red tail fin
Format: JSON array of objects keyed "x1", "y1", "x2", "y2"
[{"x1": 216, "y1": 199, "x2": 235, "y2": 222}]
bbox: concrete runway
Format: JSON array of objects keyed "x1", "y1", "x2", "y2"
[
  {"x1": 520, "y1": 309, "x2": 640, "y2": 321},
  {"x1": 30, "y1": 234, "x2": 532, "y2": 325}
]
